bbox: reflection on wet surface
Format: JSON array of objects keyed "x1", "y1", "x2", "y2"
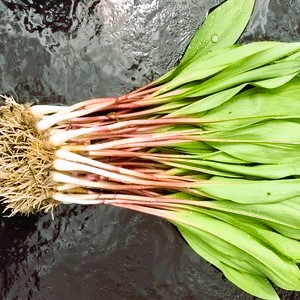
[{"x1": 0, "y1": 0, "x2": 299, "y2": 299}]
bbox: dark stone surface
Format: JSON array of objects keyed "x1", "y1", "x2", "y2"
[{"x1": 0, "y1": 0, "x2": 299, "y2": 299}]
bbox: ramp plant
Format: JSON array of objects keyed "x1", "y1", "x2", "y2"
[{"x1": 1, "y1": 0, "x2": 299, "y2": 299}]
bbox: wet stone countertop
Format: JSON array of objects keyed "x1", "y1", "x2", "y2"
[{"x1": 0, "y1": 0, "x2": 300, "y2": 299}]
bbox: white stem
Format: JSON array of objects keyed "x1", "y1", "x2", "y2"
[
  {"x1": 56, "y1": 183, "x2": 80, "y2": 191},
  {"x1": 30, "y1": 105, "x2": 68, "y2": 116},
  {"x1": 36, "y1": 99, "x2": 116, "y2": 130},
  {"x1": 63, "y1": 194, "x2": 100, "y2": 199},
  {"x1": 53, "y1": 159, "x2": 140, "y2": 184},
  {"x1": 52, "y1": 172, "x2": 105, "y2": 189},
  {"x1": 50, "y1": 127, "x2": 99, "y2": 146},
  {"x1": 56, "y1": 150, "x2": 162, "y2": 181},
  {"x1": 83, "y1": 131, "x2": 195, "y2": 151},
  {"x1": 53, "y1": 192, "x2": 101, "y2": 204},
  {"x1": 49, "y1": 128, "x2": 66, "y2": 135}
]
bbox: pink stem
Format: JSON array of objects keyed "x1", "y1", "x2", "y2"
[
  {"x1": 116, "y1": 106, "x2": 167, "y2": 119},
  {"x1": 101, "y1": 139, "x2": 194, "y2": 149},
  {"x1": 89, "y1": 150, "x2": 195, "y2": 159},
  {"x1": 90, "y1": 193, "x2": 198, "y2": 204},
  {"x1": 119, "y1": 81, "x2": 157, "y2": 100},
  {"x1": 125, "y1": 86, "x2": 160, "y2": 100},
  {"x1": 109, "y1": 203, "x2": 176, "y2": 220},
  {"x1": 83, "y1": 131, "x2": 197, "y2": 151}
]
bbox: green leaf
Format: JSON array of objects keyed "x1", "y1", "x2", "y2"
[
  {"x1": 199, "y1": 177, "x2": 300, "y2": 204},
  {"x1": 180, "y1": 0, "x2": 255, "y2": 65},
  {"x1": 202, "y1": 83, "x2": 300, "y2": 130},
  {"x1": 168, "y1": 85, "x2": 246, "y2": 117},
  {"x1": 165, "y1": 158, "x2": 300, "y2": 179},
  {"x1": 191, "y1": 150, "x2": 248, "y2": 164},
  {"x1": 198, "y1": 208, "x2": 300, "y2": 262},
  {"x1": 199, "y1": 198, "x2": 300, "y2": 239},
  {"x1": 220, "y1": 264, "x2": 280, "y2": 300},
  {"x1": 161, "y1": 159, "x2": 242, "y2": 178},
  {"x1": 243, "y1": 225, "x2": 300, "y2": 262},
  {"x1": 154, "y1": 0, "x2": 255, "y2": 85},
  {"x1": 188, "y1": 54, "x2": 300, "y2": 98},
  {"x1": 173, "y1": 211, "x2": 300, "y2": 291},
  {"x1": 204, "y1": 120, "x2": 300, "y2": 163},
  {"x1": 207, "y1": 142, "x2": 300, "y2": 164},
  {"x1": 159, "y1": 42, "x2": 280, "y2": 94},
  {"x1": 178, "y1": 224, "x2": 280, "y2": 300},
  {"x1": 205, "y1": 120, "x2": 300, "y2": 144},
  {"x1": 155, "y1": 43, "x2": 300, "y2": 101},
  {"x1": 253, "y1": 72, "x2": 299, "y2": 89},
  {"x1": 178, "y1": 223, "x2": 260, "y2": 274}
]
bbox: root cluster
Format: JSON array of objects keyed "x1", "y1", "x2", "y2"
[{"x1": 0, "y1": 97, "x2": 58, "y2": 214}]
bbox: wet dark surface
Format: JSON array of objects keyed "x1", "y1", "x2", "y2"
[{"x1": 0, "y1": 0, "x2": 300, "y2": 299}]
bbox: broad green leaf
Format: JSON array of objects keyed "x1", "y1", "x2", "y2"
[
  {"x1": 204, "y1": 120, "x2": 300, "y2": 144},
  {"x1": 204, "y1": 120, "x2": 300, "y2": 163},
  {"x1": 168, "y1": 85, "x2": 246, "y2": 117},
  {"x1": 178, "y1": 224, "x2": 280, "y2": 300},
  {"x1": 199, "y1": 198, "x2": 300, "y2": 239},
  {"x1": 165, "y1": 158, "x2": 300, "y2": 179},
  {"x1": 180, "y1": 0, "x2": 255, "y2": 65},
  {"x1": 220, "y1": 264, "x2": 280, "y2": 300},
  {"x1": 190, "y1": 150, "x2": 248, "y2": 164},
  {"x1": 155, "y1": 0, "x2": 255, "y2": 85},
  {"x1": 198, "y1": 208, "x2": 300, "y2": 261},
  {"x1": 159, "y1": 42, "x2": 280, "y2": 94},
  {"x1": 155, "y1": 43, "x2": 300, "y2": 100},
  {"x1": 244, "y1": 225, "x2": 300, "y2": 262},
  {"x1": 178, "y1": 224, "x2": 261, "y2": 274},
  {"x1": 207, "y1": 142, "x2": 300, "y2": 164},
  {"x1": 161, "y1": 160, "x2": 241, "y2": 178},
  {"x1": 198, "y1": 177, "x2": 300, "y2": 204},
  {"x1": 212, "y1": 42, "x2": 300, "y2": 79},
  {"x1": 173, "y1": 211, "x2": 300, "y2": 290},
  {"x1": 188, "y1": 55, "x2": 300, "y2": 98},
  {"x1": 202, "y1": 91, "x2": 300, "y2": 130},
  {"x1": 253, "y1": 72, "x2": 299, "y2": 89},
  {"x1": 161, "y1": 150, "x2": 248, "y2": 164},
  {"x1": 179, "y1": 224, "x2": 266, "y2": 276}
]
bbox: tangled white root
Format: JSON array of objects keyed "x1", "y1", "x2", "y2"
[{"x1": 0, "y1": 96, "x2": 58, "y2": 215}]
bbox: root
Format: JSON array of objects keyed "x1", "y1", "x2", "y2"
[{"x1": 0, "y1": 96, "x2": 58, "y2": 214}]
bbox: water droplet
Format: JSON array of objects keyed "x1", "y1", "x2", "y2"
[{"x1": 211, "y1": 34, "x2": 219, "y2": 43}]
